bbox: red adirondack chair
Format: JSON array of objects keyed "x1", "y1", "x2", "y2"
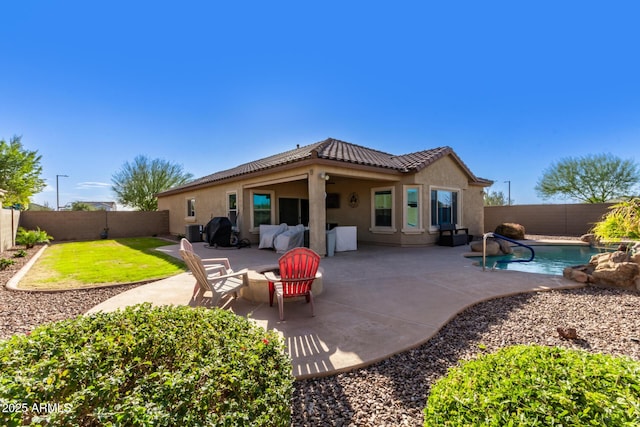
[{"x1": 264, "y1": 247, "x2": 321, "y2": 320}]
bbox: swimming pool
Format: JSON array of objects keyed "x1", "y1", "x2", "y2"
[{"x1": 471, "y1": 245, "x2": 612, "y2": 275}]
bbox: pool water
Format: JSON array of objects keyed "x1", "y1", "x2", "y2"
[{"x1": 475, "y1": 245, "x2": 612, "y2": 275}]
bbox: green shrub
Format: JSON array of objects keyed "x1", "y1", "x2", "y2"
[
  {"x1": 0, "y1": 304, "x2": 293, "y2": 426},
  {"x1": 424, "y1": 345, "x2": 640, "y2": 426},
  {"x1": 13, "y1": 249, "x2": 27, "y2": 258},
  {"x1": 0, "y1": 258, "x2": 15, "y2": 270},
  {"x1": 592, "y1": 198, "x2": 640, "y2": 242},
  {"x1": 15, "y1": 226, "x2": 53, "y2": 249}
]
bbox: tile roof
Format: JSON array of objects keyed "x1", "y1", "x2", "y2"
[{"x1": 161, "y1": 138, "x2": 489, "y2": 194}]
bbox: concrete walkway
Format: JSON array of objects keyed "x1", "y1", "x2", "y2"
[{"x1": 87, "y1": 243, "x2": 583, "y2": 379}]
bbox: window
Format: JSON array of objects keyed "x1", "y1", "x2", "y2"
[
  {"x1": 186, "y1": 198, "x2": 196, "y2": 217},
  {"x1": 403, "y1": 185, "x2": 423, "y2": 233},
  {"x1": 430, "y1": 188, "x2": 459, "y2": 227},
  {"x1": 227, "y1": 192, "x2": 237, "y2": 226},
  {"x1": 370, "y1": 187, "x2": 395, "y2": 232},
  {"x1": 251, "y1": 191, "x2": 273, "y2": 229}
]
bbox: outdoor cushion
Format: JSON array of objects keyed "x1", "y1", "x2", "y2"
[
  {"x1": 259, "y1": 223, "x2": 288, "y2": 249},
  {"x1": 335, "y1": 226, "x2": 357, "y2": 251},
  {"x1": 274, "y1": 224, "x2": 306, "y2": 253}
]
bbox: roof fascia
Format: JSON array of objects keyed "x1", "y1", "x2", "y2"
[{"x1": 412, "y1": 150, "x2": 489, "y2": 186}]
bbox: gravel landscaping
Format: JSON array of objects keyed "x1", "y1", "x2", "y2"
[
  {"x1": 2, "y1": 244, "x2": 640, "y2": 426},
  {"x1": 0, "y1": 246, "x2": 142, "y2": 339}
]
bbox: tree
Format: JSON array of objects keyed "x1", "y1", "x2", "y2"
[
  {"x1": 484, "y1": 190, "x2": 513, "y2": 206},
  {"x1": 0, "y1": 136, "x2": 46, "y2": 208},
  {"x1": 71, "y1": 201, "x2": 96, "y2": 211},
  {"x1": 535, "y1": 154, "x2": 640, "y2": 203},
  {"x1": 112, "y1": 155, "x2": 193, "y2": 211}
]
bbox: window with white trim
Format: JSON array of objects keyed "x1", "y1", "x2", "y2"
[
  {"x1": 227, "y1": 192, "x2": 237, "y2": 226},
  {"x1": 371, "y1": 187, "x2": 395, "y2": 231},
  {"x1": 403, "y1": 185, "x2": 423, "y2": 232},
  {"x1": 186, "y1": 198, "x2": 196, "y2": 217},
  {"x1": 251, "y1": 190, "x2": 274, "y2": 229},
  {"x1": 430, "y1": 188, "x2": 460, "y2": 228}
]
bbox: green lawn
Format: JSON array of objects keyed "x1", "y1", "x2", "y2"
[{"x1": 18, "y1": 238, "x2": 186, "y2": 290}]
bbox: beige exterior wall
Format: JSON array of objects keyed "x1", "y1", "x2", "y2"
[
  {"x1": 158, "y1": 153, "x2": 489, "y2": 251},
  {"x1": 395, "y1": 155, "x2": 486, "y2": 246},
  {"x1": 158, "y1": 181, "x2": 243, "y2": 238}
]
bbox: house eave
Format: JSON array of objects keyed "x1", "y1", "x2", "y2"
[{"x1": 157, "y1": 157, "x2": 404, "y2": 197}]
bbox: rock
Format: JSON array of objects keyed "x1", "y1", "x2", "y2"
[
  {"x1": 589, "y1": 252, "x2": 605, "y2": 266},
  {"x1": 494, "y1": 223, "x2": 525, "y2": 240},
  {"x1": 557, "y1": 327, "x2": 578, "y2": 340},
  {"x1": 469, "y1": 241, "x2": 481, "y2": 252},
  {"x1": 580, "y1": 233, "x2": 597, "y2": 244},
  {"x1": 590, "y1": 251, "x2": 628, "y2": 266},
  {"x1": 568, "y1": 249, "x2": 640, "y2": 288},
  {"x1": 610, "y1": 251, "x2": 630, "y2": 263},
  {"x1": 564, "y1": 266, "x2": 590, "y2": 283},
  {"x1": 496, "y1": 239, "x2": 513, "y2": 254},
  {"x1": 592, "y1": 262, "x2": 640, "y2": 288},
  {"x1": 571, "y1": 270, "x2": 589, "y2": 283},
  {"x1": 631, "y1": 252, "x2": 640, "y2": 265},
  {"x1": 470, "y1": 240, "x2": 501, "y2": 255}
]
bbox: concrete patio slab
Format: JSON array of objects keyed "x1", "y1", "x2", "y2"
[{"x1": 86, "y1": 242, "x2": 584, "y2": 379}]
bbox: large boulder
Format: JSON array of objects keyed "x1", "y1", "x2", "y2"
[
  {"x1": 470, "y1": 239, "x2": 501, "y2": 255},
  {"x1": 496, "y1": 238, "x2": 513, "y2": 254},
  {"x1": 563, "y1": 266, "x2": 590, "y2": 283},
  {"x1": 567, "y1": 247, "x2": 640, "y2": 290},
  {"x1": 494, "y1": 223, "x2": 525, "y2": 240},
  {"x1": 632, "y1": 243, "x2": 640, "y2": 264},
  {"x1": 592, "y1": 262, "x2": 640, "y2": 288},
  {"x1": 589, "y1": 251, "x2": 629, "y2": 266}
]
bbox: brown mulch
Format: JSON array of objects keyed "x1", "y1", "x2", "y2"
[{"x1": 0, "y1": 246, "x2": 41, "y2": 286}]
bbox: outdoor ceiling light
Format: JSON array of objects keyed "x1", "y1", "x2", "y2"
[{"x1": 319, "y1": 172, "x2": 330, "y2": 181}]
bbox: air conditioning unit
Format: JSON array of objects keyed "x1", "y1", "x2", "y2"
[{"x1": 185, "y1": 224, "x2": 202, "y2": 242}]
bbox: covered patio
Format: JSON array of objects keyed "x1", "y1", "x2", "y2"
[
  {"x1": 157, "y1": 139, "x2": 492, "y2": 256},
  {"x1": 87, "y1": 243, "x2": 583, "y2": 379}
]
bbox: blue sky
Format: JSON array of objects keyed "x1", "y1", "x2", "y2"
[{"x1": 1, "y1": 1, "x2": 639, "y2": 208}]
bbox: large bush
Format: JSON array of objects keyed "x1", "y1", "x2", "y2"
[
  {"x1": 0, "y1": 304, "x2": 293, "y2": 426},
  {"x1": 592, "y1": 198, "x2": 640, "y2": 241},
  {"x1": 424, "y1": 345, "x2": 640, "y2": 426},
  {"x1": 15, "y1": 226, "x2": 53, "y2": 249}
]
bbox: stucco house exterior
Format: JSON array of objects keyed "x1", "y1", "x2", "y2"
[{"x1": 157, "y1": 138, "x2": 492, "y2": 256}]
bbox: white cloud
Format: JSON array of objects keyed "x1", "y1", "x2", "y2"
[
  {"x1": 41, "y1": 184, "x2": 56, "y2": 193},
  {"x1": 76, "y1": 181, "x2": 112, "y2": 190}
]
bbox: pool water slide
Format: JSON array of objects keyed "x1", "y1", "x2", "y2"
[{"x1": 482, "y1": 232, "x2": 536, "y2": 271}]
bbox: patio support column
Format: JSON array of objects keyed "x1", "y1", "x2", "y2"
[{"x1": 307, "y1": 171, "x2": 327, "y2": 256}]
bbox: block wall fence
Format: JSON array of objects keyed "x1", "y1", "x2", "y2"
[
  {"x1": 5, "y1": 204, "x2": 615, "y2": 248},
  {"x1": 484, "y1": 203, "x2": 614, "y2": 236},
  {"x1": 0, "y1": 209, "x2": 20, "y2": 251},
  {"x1": 19, "y1": 210, "x2": 170, "y2": 242}
]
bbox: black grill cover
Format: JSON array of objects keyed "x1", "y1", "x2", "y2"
[{"x1": 204, "y1": 217, "x2": 233, "y2": 247}]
